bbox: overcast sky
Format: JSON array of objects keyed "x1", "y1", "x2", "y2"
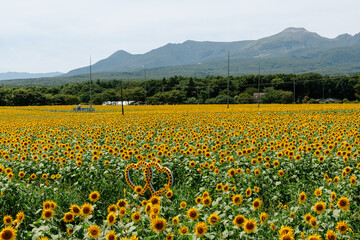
[{"x1": 1, "y1": 0, "x2": 359, "y2": 73}]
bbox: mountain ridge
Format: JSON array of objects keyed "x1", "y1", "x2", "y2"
[{"x1": 64, "y1": 27, "x2": 360, "y2": 77}]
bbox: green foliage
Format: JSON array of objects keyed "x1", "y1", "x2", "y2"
[
  {"x1": 235, "y1": 92, "x2": 253, "y2": 104},
  {"x1": 260, "y1": 87, "x2": 293, "y2": 104},
  {"x1": 0, "y1": 72, "x2": 360, "y2": 106}
]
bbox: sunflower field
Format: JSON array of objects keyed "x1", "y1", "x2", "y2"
[{"x1": 0, "y1": 104, "x2": 359, "y2": 240}]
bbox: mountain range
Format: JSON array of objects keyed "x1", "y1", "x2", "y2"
[
  {"x1": 1, "y1": 27, "x2": 360, "y2": 86},
  {"x1": 0, "y1": 72, "x2": 63, "y2": 81}
]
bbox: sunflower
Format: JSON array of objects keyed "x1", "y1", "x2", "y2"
[
  {"x1": 67, "y1": 228, "x2": 74, "y2": 236},
  {"x1": 107, "y1": 204, "x2": 117, "y2": 213},
  {"x1": 243, "y1": 218, "x2": 257, "y2": 234},
  {"x1": 279, "y1": 233, "x2": 294, "y2": 240},
  {"x1": 166, "y1": 190, "x2": 173, "y2": 199},
  {"x1": 222, "y1": 184, "x2": 230, "y2": 192},
  {"x1": 325, "y1": 230, "x2": 336, "y2": 240},
  {"x1": 228, "y1": 168, "x2": 236, "y2": 177},
  {"x1": 151, "y1": 217, "x2": 167, "y2": 233},
  {"x1": 260, "y1": 212, "x2": 268, "y2": 224},
  {"x1": 270, "y1": 223, "x2": 275, "y2": 232},
  {"x1": 307, "y1": 233, "x2": 322, "y2": 240},
  {"x1": 18, "y1": 171, "x2": 25, "y2": 178},
  {"x1": 117, "y1": 199, "x2": 128, "y2": 208},
  {"x1": 180, "y1": 201, "x2": 187, "y2": 209},
  {"x1": 88, "y1": 225, "x2": 101, "y2": 239},
  {"x1": 105, "y1": 230, "x2": 117, "y2": 240},
  {"x1": 69, "y1": 204, "x2": 81, "y2": 216},
  {"x1": 278, "y1": 170, "x2": 285, "y2": 177},
  {"x1": 134, "y1": 185, "x2": 143, "y2": 195},
  {"x1": 166, "y1": 232, "x2": 174, "y2": 240},
  {"x1": 216, "y1": 183, "x2": 223, "y2": 191},
  {"x1": 232, "y1": 194, "x2": 243, "y2": 205},
  {"x1": 118, "y1": 207, "x2": 127, "y2": 217},
  {"x1": 233, "y1": 215, "x2": 246, "y2": 227},
  {"x1": 333, "y1": 176, "x2": 339, "y2": 184},
  {"x1": 195, "y1": 196, "x2": 202, "y2": 204},
  {"x1": 42, "y1": 209, "x2": 54, "y2": 220},
  {"x1": 207, "y1": 213, "x2": 220, "y2": 226},
  {"x1": 336, "y1": 221, "x2": 348, "y2": 234},
  {"x1": 89, "y1": 191, "x2": 100, "y2": 202},
  {"x1": 202, "y1": 197, "x2": 212, "y2": 207},
  {"x1": 246, "y1": 188, "x2": 252, "y2": 198},
  {"x1": 16, "y1": 211, "x2": 25, "y2": 222},
  {"x1": 299, "y1": 191, "x2": 307, "y2": 204},
  {"x1": 309, "y1": 217, "x2": 317, "y2": 228},
  {"x1": 3, "y1": 215, "x2": 12, "y2": 226},
  {"x1": 337, "y1": 197, "x2": 349, "y2": 211},
  {"x1": 178, "y1": 226, "x2": 189, "y2": 236},
  {"x1": 273, "y1": 160, "x2": 280, "y2": 167},
  {"x1": 43, "y1": 200, "x2": 52, "y2": 210},
  {"x1": 187, "y1": 208, "x2": 199, "y2": 220},
  {"x1": 331, "y1": 192, "x2": 336, "y2": 202},
  {"x1": 81, "y1": 203, "x2": 93, "y2": 217},
  {"x1": 172, "y1": 216, "x2": 179, "y2": 225},
  {"x1": 195, "y1": 222, "x2": 208, "y2": 238},
  {"x1": 304, "y1": 213, "x2": 312, "y2": 223},
  {"x1": 63, "y1": 212, "x2": 74, "y2": 223},
  {"x1": 313, "y1": 201, "x2": 326, "y2": 214},
  {"x1": 252, "y1": 198, "x2": 262, "y2": 210},
  {"x1": 152, "y1": 205, "x2": 161, "y2": 215},
  {"x1": 314, "y1": 189, "x2": 322, "y2": 196},
  {"x1": 279, "y1": 226, "x2": 294, "y2": 236},
  {"x1": 107, "y1": 213, "x2": 116, "y2": 226},
  {"x1": 131, "y1": 211, "x2": 141, "y2": 223},
  {"x1": 0, "y1": 227, "x2": 17, "y2": 240},
  {"x1": 149, "y1": 196, "x2": 161, "y2": 206},
  {"x1": 49, "y1": 201, "x2": 57, "y2": 210}
]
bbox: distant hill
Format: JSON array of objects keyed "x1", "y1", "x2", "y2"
[
  {"x1": 1, "y1": 27, "x2": 360, "y2": 86},
  {"x1": 0, "y1": 72, "x2": 63, "y2": 81}
]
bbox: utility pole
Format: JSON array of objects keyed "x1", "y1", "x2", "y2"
[
  {"x1": 293, "y1": 68, "x2": 296, "y2": 103},
  {"x1": 257, "y1": 63, "x2": 260, "y2": 108},
  {"x1": 227, "y1": 51, "x2": 230, "y2": 109},
  {"x1": 89, "y1": 56, "x2": 92, "y2": 108},
  {"x1": 121, "y1": 81, "x2": 124, "y2": 115},
  {"x1": 144, "y1": 65, "x2": 147, "y2": 104}
]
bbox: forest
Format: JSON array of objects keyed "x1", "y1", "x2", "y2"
[{"x1": 0, "y1": 72, "x2": 360, "y2": 106}]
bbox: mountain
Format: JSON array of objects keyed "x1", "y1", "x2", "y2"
[
  {"x1": 0, "y1": 72, "x2": 63, "y2": 81},
  {"x1": 1, "y1": 27, "x2": 360, "y2": 86},
  {"x1": 63, "y1": 27, "x2": 360, "y2": 78}
]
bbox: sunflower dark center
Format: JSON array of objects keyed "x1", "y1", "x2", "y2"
[
  {"x1": 155, "y1": 222, "x2": 163, "y2": 229},
  {"x1": 247, "y1": 222, "x2": 254, "y2": 229},
  {"x1": 2, "y1": 230, "x2": 13, "y2": 240},
  {"x1": 236, "y1": 218, "x2": 244, "y2": 224}
]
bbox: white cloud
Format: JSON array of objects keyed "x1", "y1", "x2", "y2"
[{"x1": 0, "y1": 0, "x2": 359, "y2": 72}]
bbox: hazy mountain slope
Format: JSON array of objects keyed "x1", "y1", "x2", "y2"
[
  {"x1": 65, "y1": 27, "x2": 360, "y2": 77},
  {"x1": 0, "y1": 72, "x2": 63, "y2": 81}
]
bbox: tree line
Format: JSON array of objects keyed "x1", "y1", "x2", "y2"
[{"x1": 1, "y1": 72, "x2": 360, "y2": 106}]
